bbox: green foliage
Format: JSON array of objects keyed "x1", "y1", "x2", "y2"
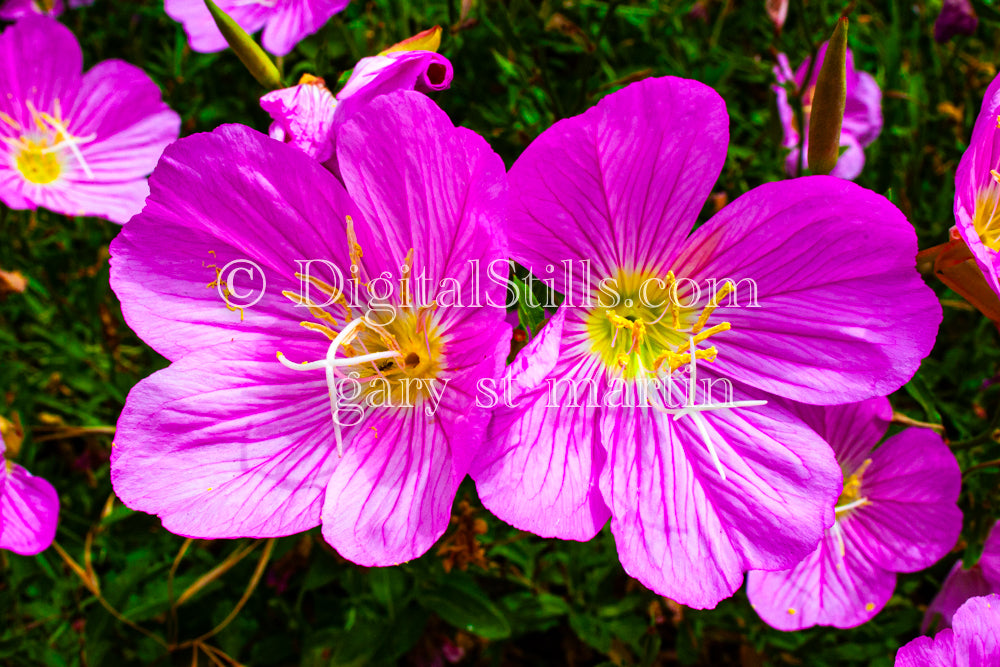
[{"x1": 4, "y1": 0, "x2": 1000, "y2": 664}]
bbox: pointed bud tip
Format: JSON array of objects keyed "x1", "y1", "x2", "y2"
[
  {"x1": 204, "y1": 0, "x2": 283, "y2": 90},
  {"x1": 807, "y1": 18, "x2": 850, "y2": 175}
]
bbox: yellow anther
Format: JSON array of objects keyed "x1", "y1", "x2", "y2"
[
  {"x1": 298, "y1": 73, "x2": 326, "y2": 86},
  {"x1": 992, "y1": 169, "x2": 1000, "y2": 185},
  {"x1": 281, "y1": 289, "x2": 340, "y2": 327},
  {"x1": 606, "y1": 310, "x2": 633, "y2": 329},
  {"x1": 787, "y1": 608, "x2": 797, "y2": 615},
  {"x1": 346, "y1": 215, "x2": 364, "y2": 268},
  {"x1": 0, "y1": 111, "x2": 19, "y2": 130},
  {"x1": 692, "y1": 322, "x2": 731, "y2": 346},
  {"x1": 401, "y1": 248, "x2": 415, "y2": 305},
  {"x1": 691, "y1": 282, "x2": 734, "y2": 334},
  {"x1": 652, "y1": 346, "x2": 718, "y2": 373},
  {"x1": 300, "y1": 321, "x2": 338, "y2": 340},
  {"x1": 615, "y1": 353, "x2": 630, "y2": 367}
]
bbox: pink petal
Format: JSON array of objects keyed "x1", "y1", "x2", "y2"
[
  {"x1": 673, "y1": 176, "x2": 941, "y2": 404},
  {"x1": 0, "y1": 462, "x2": 59, "y2": 556},
  {"x1": 472, "y1": 307, "x2": 612, "y2": 541},
  {"x1": 111, "y1": 341, "x2": 338, "y2": 538},
  {"x1": 506, "y1": 76, "x2": 728, "y2": 302},
  {"x1": 850, "y1": 427, "x2": 962, "y2": 572},
  {"x1": 747, "y1": 522, "x2": 895, "y2": 630},
  {"x1": 599, "y1": 380, "x2": 840, "y2": 608}
]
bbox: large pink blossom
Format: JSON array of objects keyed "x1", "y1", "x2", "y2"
[
  {"x1": 470, "y1": 76, "x2": 940, "y2": 608},
  {"x1": 109, "y1": 91, "x2": 509, "y2": 565}
]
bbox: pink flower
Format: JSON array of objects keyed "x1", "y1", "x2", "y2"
[
  {"x1": 109, "y1": 91, "x2": 510, "y2": 565},
  {"x1": 0, "y1": 16, "x2": 180, "y2": 223},
  {"x1": 165, "y1": 0, "x2": 350, "y2": 56},
  {"x1": 747, "y1": 398, "x2": 962, "y2": 630},
  {"x1": 261, "y1": 48, "x2": 452, "y2": 172},
  {"x1": 0, "y1": 0, "x2": 91, "y2": 20},
  {"x1": 1, "y1": 427, "x2": 59, "y2": 556}
]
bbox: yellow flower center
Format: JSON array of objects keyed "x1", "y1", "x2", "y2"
[
  {"x1": 1, "y1": 99, "x2": 95, "y2": 186},
  {"x1": 277, "y1": 218, "x2": 446, "y2": 455},
  {"x1": 973, "y1": 169, "x2": 1000, "y2": 250},
  {"x1": 15, "y1": 138, "x2": 61, "y2": 184},
  {"x1": 836, "y1": 458, "x2": 872, "y2": 514},
  {"x1": 586, "y1": 270, "x2": 733, "y2": 380}
]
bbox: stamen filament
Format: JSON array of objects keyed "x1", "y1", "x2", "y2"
[
  {"x1": 277, "y1": 316, "x2": 402, "y2": 457},
  {"x1": 834, "y1": 497, "x2": 868, "y2": 514}
]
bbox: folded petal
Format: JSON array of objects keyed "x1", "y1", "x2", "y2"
[
  {"x1": 895, "y1": 632, "x2": 956, "y2": 667},
  {"x1": 109, "y1": 124, "x2": 365, "y2": 362},
  {"x1": 0, "y1": 462, "x2": 59, "y2": 556},
  {"x1": 851, "y1": 428, "x2": 962, "y2": 572},
  {"x1": 506, "y1": 76, "x2": 728, "y2": 301},
  {"x1": 746, "y1": 521, "x2": 895, "y2": 630},
  {"x1": 674, "y1": 176, "x2": 941, "y2": 404},
  {"x1": 261, "y1": 80, "x2": 337, "y2": 163},
  {"x1": 472, "y1": 307, "x2": 611, "y2": 540},
  {"x1": 111, "y1": 341, "x2": 340, "y2": 539},
  {"x1": 954, "y1": 594, "x2": 1000, "y2": 665},
  {"x1": 599, "y1": 380, "x2": 840, "y2": 608},
  {"x1": 336, "y1": 51, "x2": 453, "y2": 110}
]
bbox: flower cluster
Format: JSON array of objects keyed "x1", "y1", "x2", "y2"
[{"x1": 5, "y1": 1, "x2": 1000, "y2": 659}]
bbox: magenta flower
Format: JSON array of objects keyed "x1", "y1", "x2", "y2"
[
  {"x1": 924, "y1": 521, "x2": 1000, "y2": 632},
  {"x1": 470, "y1": 76, "x2": 941, "y2": 608},
  {"x1": 1, "y1": 430, "x2": 59, "y2": 556},
  {"x1": 896, "y1": 594, "x2": 1000, "y2": 666},
  {"x1": 0, "y1": 16, "x2": 180, "y2": 223},
  {"x1": 165, "y1": 0, "x2": 349, "y2": 56},
  {"x1": 774, "y1": 42, "x2": 883, "y2": 179},
  {"x1": 953, "y1": 72, "x2": 1000, "y2": 299},
  {"x1": 261, "y1": 49, "x2": 452, "y2": 169},
  {"x1": 0, "y1": 0, "x2": 91, "y2": 19},
  {"x1": 934, "y1": 0, "x2": 978, "y2": 43},
  {"x1": 746, "y1": 398, "x2": 962, "y2": 630},
  {"x1": 108, "y1": 91, "x2": 509, "y2": 565}
]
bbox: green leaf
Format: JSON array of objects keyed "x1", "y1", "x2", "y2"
[{"x1": 419, "y1": 576, "x2": 511, "y2": 639}]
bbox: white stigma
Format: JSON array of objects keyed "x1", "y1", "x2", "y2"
[{"x1": 278, "y1": 316, "x2": 400, "y2": 457}]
